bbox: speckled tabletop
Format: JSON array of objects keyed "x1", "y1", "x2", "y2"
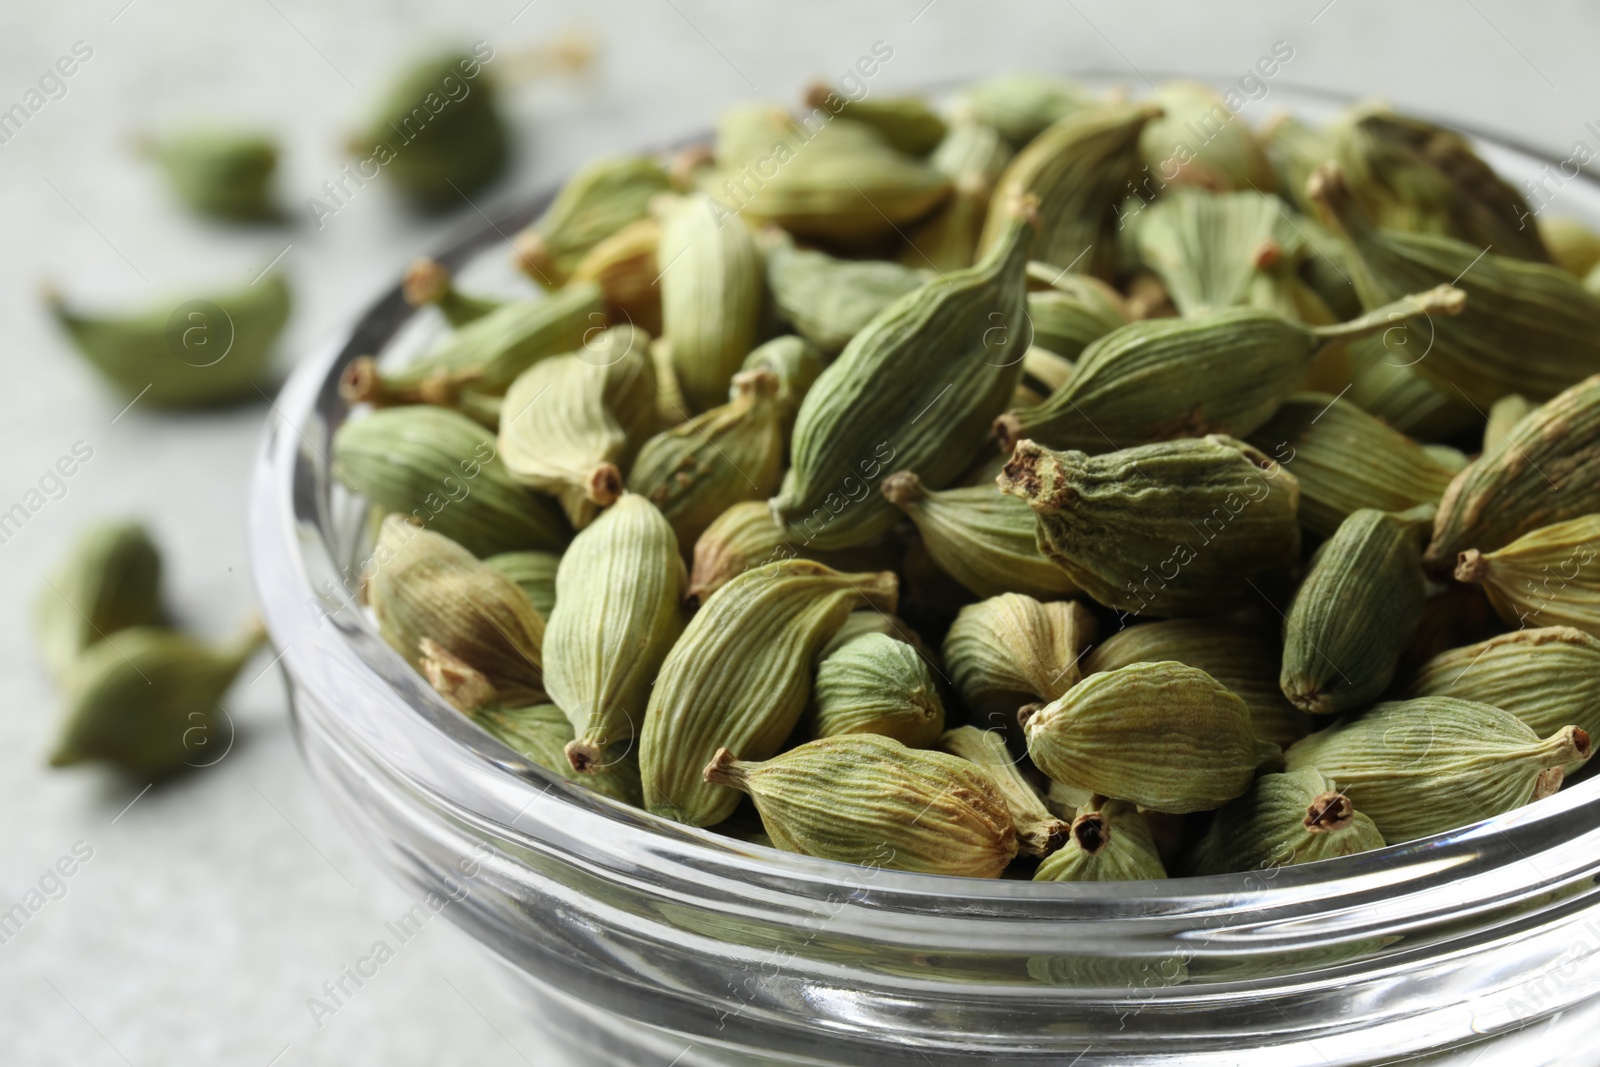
[{"x1": 2, "y1": 2, "x2": 1597, "y2": 1063}]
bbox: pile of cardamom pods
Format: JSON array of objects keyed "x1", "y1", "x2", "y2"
[{"x1": 331, "y1": 74, "x2": 1600, "y2": 881}]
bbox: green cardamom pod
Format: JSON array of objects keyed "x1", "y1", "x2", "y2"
[
  {"x1": 1022, "y1": 272, "x2": 1129, "y2": 362},
  {"x1": 497, "y1": 325, "x2": 657, "y2": 528},
  {"x1": 1283, "y1": 697, "x2": 1590, "y2": 843},
  {"x1": 1456, "y1": 516, "x2": 1600, "y2": 636},
  {"x1": 1186, "y1": 768, "x2": 1386, "y2": 875},
  {"x1": 880, "y1": 470, "x2": 1078, "y2": 599},
  {"x1": 339, "y1": 282, "x2": 604, "y2": 407},
  {"x1": 141, "y1": 127, "x2": 279, "y2": 220},
  {"x1": 658, "y1": 193, "x2": 765, "y2": 413},
  {"x1": 739, "y1": 335, "x2": 824, "y2": 442},
  {"x1": 1310, "y1": 163, "x2": 1600, "y2": 406},
  {"x1": 901, "y1": 120, "x2": 1015, "y2": 272},
  {"x1": 571, "y1": 217, "x2": 664, "y2": 336},
  {"x1": 1140, "y1": 82, "x2": 1275, "y2": 192},
  {"x1": 1482, "y1": 393, "x2": 1536, "y2": 458},
  {"x1": 50, "y1": 623, "x2": 266, "y2": 775},
  {"x1": 1281, "y1": 507, "x2": 1431, "y2": 715},
  {"x1": 762, "y1": 228, "x2": 930, "y2": 356},
  {"x1": 939, "y1": 726, "x2": 1069, "y2": 857},
  {"x1": 803, "y1": 83, "x2": 947, "y2": 157},
  {"x1": 474, "y1": 702, "x2": 643, "y2": 806},
  {"x1": 801, "y1": 633, "x2": 944, "y2": 748},
  {"x1": 1424, "y1": 375, "x2": 1600, "y2": 574},
  {"x1": 1345, "y1": 334, "x2": 1482, "y2": 440},
  {"x1": 627, "y1": 368, "x2": 786, "y2": 549},
  {"x1": 48, "y1": 273, "x2": 290, "y2": 408},
  {"x1": 773, "y1": 196, "x2": 1036, "y2": 550},
  {"x1": 348, "y1": 51, "x2": 506, "y2": 208},
  {"x1": 332, "y1": 405, "x2": 571, "y2": 556},
  {"x1": 819, "y1": 609, "x2": 937, "y2": 664},
  {"x1": 640, "y1": 561, "x2": 897, "y2": 826},
  {"x1": 998, "y1": 435, "x2": 1302, "y2": 617},
  {"x1": 1084, "y1": 620, "x2": 1309, "y2": 749},
  {"x1": 367, "y1": 517, "x2": 546, "y2": 708},
  {"x1": 482, "y1": 550, "x2": 560, "y2": 616},
  {"x1": 981, "y1": 101, "x2": 1160, "y2": 280},
  {"x1": 942, "y1": 594, "x2": 1097, "y2": 733},
  {"x1": 1262, "y1": 112, "x2": 1337, "y2": 217},
  {"x1": 702, "y1": 734, "x2": 1017, "y2": 876},
  {"x1": 512, "y1": 155, "x2": 673, "y2": 287},
  {"x1": 1022, "y1": 660, "x2": 1262, "y2": 813},
  {"x1": 402, "y1": 257, "x2": 503, "y2": 328},
  {"x1": 684, "y1": 500, "x2": 895, "y2": 608},
  {"x1": 951, "y1": 74, "x2": 1095, "y2": 149},
  {"x1": 1248, "y1": 391, "x2": 1458, "y2": 538},
  {"x1": 1033, "y1": 799, "x2": 1166, "y2": 882},
  {"x1": 543, "y1": 494, "x2": 685, "y2": 770},
  {"x1": 36, "y1": 522, "x2": 164, "y2": 681},
  {"x1": 993, "y1": 286, "x2": 1462, "y2": 454},
  {"x1": 1540, "y1": 216, "x2": 1600, "y2": 277},
  {"x1": 1408, "y1": 627, "x2": 1600, "y2": 769}
]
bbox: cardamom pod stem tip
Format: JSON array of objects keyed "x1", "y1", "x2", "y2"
[
  {"x1": 402, "y1": 258, "x2": 452, "y2": 308},
  {"x1": 1070, "y1": 811, "x2": 1109, "y2": 856},
  {"x1": 565, "y1": 738, "x2": 603, "y2": 774},
  {"x1": 587, "y1": 463, "x2": 624, "y2": 507},
  {"x1": 880, "y1": 470, "x2": 926, "y2": 507},
  {"x1": 702, "y1": 747, "x2": 748, "y2": 788},
  {"x1": 513, "y1": 230, "x2": 555, "y2": 283},
  {"x1": 339, "y1": 356, "x2": 383, "y2": 405},
  {"x1": 1455, "y1": 549, "x2": 1489, "y2": 584},
  {"x1": 1017, "y1": 701, "x2": 1045, "y2": 731},
  {"x1": 1303, "y1": 791, "x2": 1355, "y2": 833}
]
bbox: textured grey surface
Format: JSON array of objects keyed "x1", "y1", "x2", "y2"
[{"x1": 2, "y1": 2, "x2": 1598, "y2": 1064}]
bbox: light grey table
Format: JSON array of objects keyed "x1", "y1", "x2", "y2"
[{"x1": 3, "y1": 2, "x2": 1597, "y2": 1063}]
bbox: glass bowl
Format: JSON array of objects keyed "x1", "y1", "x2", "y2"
[{"x1": 250, "y1": 78, "x2": 1600, "y2": 1066}]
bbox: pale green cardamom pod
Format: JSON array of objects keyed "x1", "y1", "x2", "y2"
[
  {"x1": 1084, "y1": 620, "x2": 1309, "y2": 749},
  {"x1": 1455, "y1": 515, "x2": 1600, "y2": 637},
  {"x1": 542, "y1": 494, "x2": 686, "y2": 770},
  {"x1": 402, "y1": 257, "x2": 503, "y2": 328},
  {"x1": 142, "y1": 126, "x2": 279, "y2": 220},
  {"x1": 1139, "y1": 81, "x2": 1276, "y2": 192},
  {"x1": 762, "y1": 228, "x2": 930, "y2": 356},
  {"x1": 773, "y1": 195, "x2": 1037, "y2": 550},
  {"x1": 640, "y1": 560, "x2": 898, "y2": 826},
  {"x1": 939, "y1": 726, "x2": 1068, "y2": 857},
  {"x1": 1281, "y1": 507, "x2": 1431, "y2": 715},
  {"x1": 1033, "y1": 799, "x2": 1167, "y2": 882},
  {"x1": 801, "y1": 633, "x2": 944, "y2": 748},
  {"x1": 333, "y1": 404, "x2": 572, "y2": 556},
  {"x1": 1262, "y1": 112, "x2": 1338, "y2": 217},
  {"x1": 1541, "y1": 216, "x2": 1600, "y2": 277},
  {"x1": 1283, "y1": 697, "x2": 1590, "y2": 843},
  {"x1": 1022, "y1": 661, "x2": 1263, "y2": 814},
  {"x1": 1022, "y1": 271, "x2": 1129, "y2": 362},
  {"x1": 1248, "y1": 391, "x2": 1458, "y2": 538},
  {"x1": 993, "y1": 286, "x2": 1462, "y2": 454},
  {"x1": 1408, "y1": 627, "x2": 1600, "y2": 771},
  {"x1": 36, "y1": 522, "x2": 164, "y2": 681},
  {"x1": 482, "y1": 550, "x2": 560, "y2": 616},
  {"x1": 702, "y1": 734, "x2": 1017, "y2": 876},
  {"x1": 571, "y1": 217, "x2": 664, "y2": 336},
  {"x1": 1482, "y1": 393, "x2": 1536, "y2": 458},
  {"x1": 739, "y1": 335, "x2": 824, "y2": 442},
  {"x1": 942, "y1": 594, "x2": 1097, "y2": 734},
  {"x1": 367, "y1": 517, "x2": 547, "y2": 708},
  {"x1": 497, "y1": 325, "x2": 657, "y2": 528},
  {"x1": 1186, "y1": 768, "x2": 1385, "y2": 876},
  {"x1": 880, "y1": 470, "x2": 1078, "y2": 600},
  {"x1": 474, "y1": 702, "x2": 643, "y2": 806},
  {"x1": 998, "y1": 435, "x2": 1302, "y2": 617},
  {"x1": 1424, "y1": 375, "x2": 1600, "y2": 574},
  {"x1": 627, "y1": 369, "x2": 786, "y2": 549},
  {"x1": 901, "y1": 120, "x2": 1015, "y2": 272},
  {"x1": 951, "y1": 74, "x2": 1096, "y2": 149},
  {"x1": 1345, "y1": 335, "x2": 1482, "y2": 441},
  {"x1": 684, "y1": 500, "x2": 897, "y2": 609},
  {"x1": 819, "y1": 610, "x2": 937, "y2": 664},
  {"x1": 803, "y1": 83, "x2": 947, "y2": 156},
  {"x1": 512, "y1": 155, "x2": 673, "y2": 287},
  {"x1": 659, "y1": 193, "x2": 765, "y2": 413},
  {"x1": 50, "y1": 623, "x2": 266, "y2": 775}
]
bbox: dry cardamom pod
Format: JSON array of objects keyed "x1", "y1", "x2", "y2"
[
  {"x1": 761, "y1": 228, "x2": 930, "y2": 356},
  {"x1": 640, "y1": 560, "x2": 897, "y2": 826},
  {"x1": 339, "y1": 282, "x2": 604, "y2": 407},
  {"x1": 683, "y1": 500, "x2": 878, "y2": 608},
  {"x1": 1248, "y1": 391, "x2": 1458, "y2": 538},
  {"x1": 801, "y1": 632, "x2": 944, "y2": 748},
  {"x1": 367, "y1": 517, "x2": 546, "y2": 708},
  {"x1": 994, "y1": 286, "x2": 1461, "y2": 454},
  {"x1": 1141, "y1": 82, "x2": 1275, "y2": 192},
  {"x1": 820, "y1": 609, "x2": 937, "y2": 662},
  {"x1": 941, "y1": 594, "x2": 1097, "y2": 734},
  {"x1": 773, "y1": 195, "x2": 1037, "y2": 550},
  {"x1": 1022, "y1": 271, "x2": 1129, "y2": 362},
  {"x1": 1540, "y1": 216, "x2": 1600, "y2": 277},
  {"x1": 938, "y1": 726, "x2": 1068, "y2": 858},
  {"x1": 803, "y1": 83, "x2": 947, "y2": 157},
  {"x1": 1456, "y1": 515, "x2": 1600, "y2": 636},
  {"x1": 880, "y1": 470, "x2": 1078, "y2": 599},
  {"x1": 901, "y1": 120, "x2": 1015, "y2": 272},
  {"x1": 951, "y1": 73, "x2": 1095, "y2": 149},
  {"x1": 497, "y1": 325, "x2": 657, "y2": 528},
  {"x1": 1262, "y1": 112, "x2": 1337, "y2": 216},
  {"x1": 1344, "y1": 334, "x2": 1482, "y2": 441},
  {"x1": 402, "y1": 257, "x2": 503, "y2": 328},
  {"x1": 703, "y1": 734, "x2": 1016, "y2": 876},
  {"x1": 1310, "y1": 163, "x2": 1600, "y2": 406},
  {"x1": 473, "y1": 701, "x2": 643, "y2": 806},
  {"x1": 981, "y1": 101, "x2": 1160, "y2": 279},
  {"x1": 1084, "y1": 619, "x2": 1309, "y2": 749},
  {"x1": 570, "y1": 217, "x2": 664, "y2": 335},
  {"x1": 482, "y1": 550, "x2": 560, "y2": 616},
  {"x1": 739, "y1": 335, "x2": 824, "y2": 442},
  {"x1": 512, "y1": 155, "x2": 673, "y2": 286},
  {"x1": 1186, "y1": 768, "x2": 1385, "y2": 875},
  {"x1": 998, "y1": 435, "x2": 1301, "y2": 617},
  {"x1": 1424, "y1": 375, "x2": 1600, "y2": 574},
  {"x1": 627, "y1": 368, "x2": 786, "y2": 549},
  {"x1": 1281, "y1": 507, "x2": 1431, "y2": 715},
  {"x1": 50, "y1": 623, "x2": 266, "y2": 775},
  {"x1": 1021, "y1": 660, "x2": 1262, "y2": 814},
  {"x1": 333, "y1": 404, "x2": 571, "y2": 556},
  {"x1": 658, "y1": 193, "x2": 765, "y2": 413},
  {"x1": 48, "y1": 273, "x2": 290, "y2": 408},
  {"x1": 543, "y1": 494, "x2": 686, "y2": 771},
  {"x1": 141, "y1": 126, "x2": 279, "y2": 220},
  {"x1": 1033, "y1": 799, "x2": 1167, "y2": 882},
  {"x1": 1283, "y1": 697, "x2": 1590, "y2": 843},
  {"x1": 36, "y1": 521, "x2": 164, "y2": 681}
]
